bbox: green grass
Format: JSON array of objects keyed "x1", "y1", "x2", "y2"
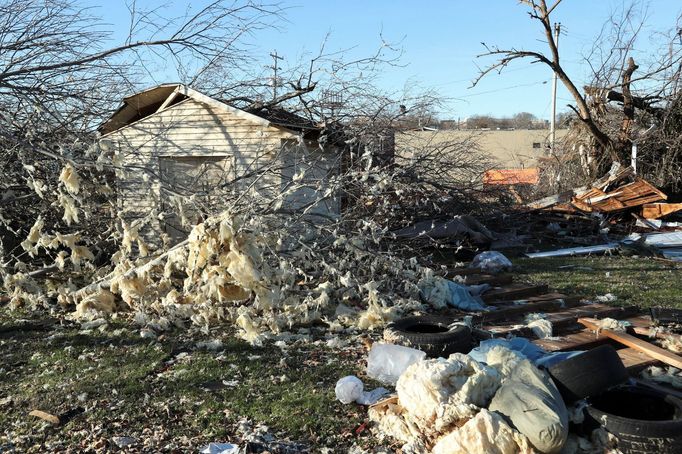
[
  {"x1": 0, "y1": 316, "x2": 385, "y2": 453},
  {"x1": 3, "y1": 255, "x2": 680, "y2": 452},
  {"x1": 515, "y1": 255, "x2": 682, "y2": 308}
]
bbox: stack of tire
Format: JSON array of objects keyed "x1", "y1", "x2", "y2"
[{"x1": 547, "y1": 344, "x2": 682, "y2": 453}]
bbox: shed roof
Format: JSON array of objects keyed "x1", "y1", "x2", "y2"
[{"x1": 98, "y1": 83, "x2": 319, "y2": 136}]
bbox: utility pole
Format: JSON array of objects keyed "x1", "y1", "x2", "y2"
[
  {"x1": 269, "y1": 51, "x2": 284, "y2": 101},
  {"x1": 550, "y1": 22, "x2": 561, "y2": 149}
]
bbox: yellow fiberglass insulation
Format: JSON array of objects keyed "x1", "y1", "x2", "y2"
[
  {"x1": 110, "y1": 275, "x2": 147, "y2": 306},
  {"x1": 20, "y1": 216, "x2": 44, "y2": 256},
  {"x1": 396, "y1": 354, "x2": 501, "y2": 434},
  {"x1": 59, "y1": 163, "x2": 81, "y2": 194},
  {"x1": 430, "y1": 409, "x2": 535, "y2": 454},
  {"x1": 70, "y1": 245, "x2": 94, "y2": 271},
  {"x1": 368, "y1": 401, "x2": 423, "y2": 445},
  {"x1": 57, "y1": 192, "x2": 79, "y2": 226},
  {"x1": 357, "y1": 302, "x2": 400, "y2": 330},
  {"x1": 75, "y1": 289, "x2": 117, "y2": 318}
]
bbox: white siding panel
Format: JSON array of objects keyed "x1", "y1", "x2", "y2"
[{"x1": 106, "y1": 98, "x2": 300, "y2": 246}]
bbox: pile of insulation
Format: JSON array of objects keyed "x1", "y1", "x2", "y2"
[
  {"x1": 369, "y1": 346, "x2": 578, "y2": 454},
  {"x1": 55, "y1": 210, "x2": 464, "y2": 344}
]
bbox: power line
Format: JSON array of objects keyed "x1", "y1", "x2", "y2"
[{"x1": 453, "y1": 80, "x2": 549, "y2": 99}]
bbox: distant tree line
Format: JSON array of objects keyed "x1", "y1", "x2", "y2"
[{"x1": 438, "y1": 111, "x2": 574, "y2": 130}]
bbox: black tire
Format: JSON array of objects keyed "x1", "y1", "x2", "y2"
[
  {"x1": 650, "y1": 307, "x2": 682, "y2": 326},
  {"x1": 384, "y1": 315, "x2": 472, "y2": 358},
  {"x1": 547, "y1": 344, "x2": 628, "y2": 403},
  {"x1": 584, "y1": 384, "x2": 682, "y2": 454}
]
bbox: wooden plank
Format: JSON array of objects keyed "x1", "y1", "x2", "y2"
[
  {"x1": 478, "y1": 297, "x2": 584, "y2": 327},
  {"x1": 482, "y1": 284, "x2": 549, "y2": 303},
  {"x1": 642, "y1": 202, "x2": 682, "y2": 220},
  {"x1": 627, "y1": 315, "x2": 682, "y2": 345},
  {"x1": 463, "y1": 274, "x2": 514, "y2": 286},
  {"x1": 445, "y1": 267, "x2": 483, "y2": 277},
  {"x1": 618, "y1": 347, "x2": 659, "y2": 372},
  {"x1": 480, "y1": 303, "x2": 637, "y2": 335},
  {"x1": 533, "y1": 330, "x2": 610, "y2": 352},
  {"x1": 578, "y1": 317, "x2": 682, "y2": 369}
]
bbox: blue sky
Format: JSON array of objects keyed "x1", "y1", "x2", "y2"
[{"x1": 86, "y1": 0, "x2": 681, "y2": 120}]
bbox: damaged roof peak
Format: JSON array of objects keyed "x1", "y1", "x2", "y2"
[{"x1": 98, "y1": 83, "x2": 319, "y2": 136}]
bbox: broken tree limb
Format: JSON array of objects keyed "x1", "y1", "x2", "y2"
[
  {"x1": 72, "y1": 239, "x2": 189, "y2": 301},
  {"x1": 578, "y1": 317, "x2": 682, "y2": 369}
]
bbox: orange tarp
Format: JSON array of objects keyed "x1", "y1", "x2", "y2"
[{"x1": 483, "y1": 168, "x2": 539, "y2": 185}]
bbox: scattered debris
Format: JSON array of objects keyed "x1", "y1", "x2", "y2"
[
  {"x1": 200, "y1": 442, "x2": 239, "y2": 454},
  {"x1": 28, "y1": 409, "x2": 60, "y2": 425},
  {"x1": 111, "y1": 436, "x2": 137, "y2": 448}
]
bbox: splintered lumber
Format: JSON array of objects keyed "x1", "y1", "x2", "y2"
[
  {"x1": 369, "y1": 395, "x2": 398, "y2": 410},
  {"x1": 571, "y1": 178, "x2": 666, "y2": 213},
  {"x1": 642, "y1": 203, "x2": 682, "y2": 220},
  {"x1": 526, "y1": 188, "x2": 589, "y2": 210},
  {"x1": 578, "y1": 317, "x2": 682, "y2": 369}
]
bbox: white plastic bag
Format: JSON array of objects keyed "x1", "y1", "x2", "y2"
[
  {"x1": 470, "y1": 251, "x2": 512, "y2": 274},
  {"x1": 366, "y1": 343, "x2": 426, "y2": 385},
  {"x1": 335, "y1": 375, "x2": 364, "y2": 404}
]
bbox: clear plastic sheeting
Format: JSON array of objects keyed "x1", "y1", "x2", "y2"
[{"x1": 366, "y1": 343, "x2": 426, "y2": 385}]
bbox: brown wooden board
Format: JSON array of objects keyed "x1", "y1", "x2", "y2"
[
  {"x1": 475, "y1": 297, "x2": 582, "y2": 325},
  {"x1": 618, "y1": 347, "x2": 659, "y2": 372},
  {"x1": 463, "y1": 274, "x2": 514, "y2": 286},
  {"x1": 479, "y1": 303, "x2": 638, "y2": 337},
  {"x1": 482, "y1": 284, "x2": 549, "y2": 303},
  {"x1": 533, "y1": 330, "x2": 610, "y2": 352},
  {"x1": 642, "y1": 202, "x2": 682, "y2": 219},
  {"x1": 578, "y1": 318, "x2": 682, "y2": 369}
]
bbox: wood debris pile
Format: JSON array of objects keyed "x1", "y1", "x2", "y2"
[{"x1": 519, "y1": 163, "x2": 682, "y2": 244}]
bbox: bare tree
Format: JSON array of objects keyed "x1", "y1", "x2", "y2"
[
  {"x1": 474, "y1": 0, "x2": 615, "y2": 170},
  {"x1": 475, "y1": 0, "x2": 682, "y2": 189}
]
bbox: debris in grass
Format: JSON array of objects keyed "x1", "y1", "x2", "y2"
[
  {"x1": 111, "y1": 436, "x2": 137, "y2": 448},
  {"x1": 595, "y1": 293, "x2": 618, "y2": 303},
  {"x1": 28, "y1": 409, "x2": 60, "y2": 425}
]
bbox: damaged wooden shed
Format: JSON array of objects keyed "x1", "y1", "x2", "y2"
[{"x1": 98, "y1": 83, "x2": 341, "y2": 246}]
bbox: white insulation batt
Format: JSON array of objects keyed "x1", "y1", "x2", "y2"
[
  {"x1": 431, "y1": 409, "x2": 534, "y2": 454},
  {"x1": 371, "y1": 346, "x2": 569, "y2": 453},
  {"x1": 396, "y1": 353, "x2": 501, "y2": 434}
]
